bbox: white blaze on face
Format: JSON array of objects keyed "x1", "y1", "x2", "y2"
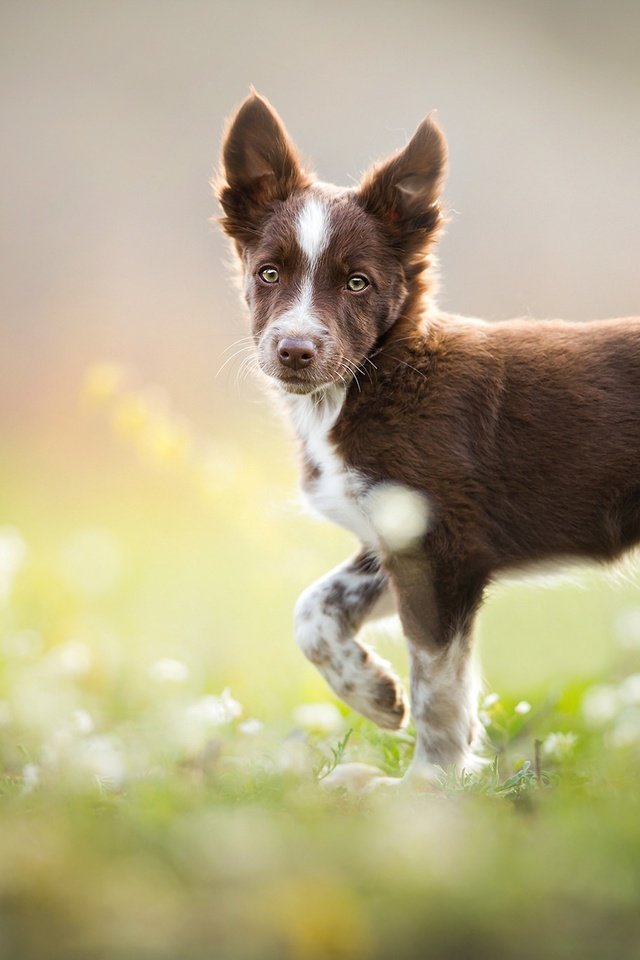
[
  {"x1": 275, "y1": 274, "x2": 325, "y2": 340},
  {"x1": 274, "y1": 196, "x2": 331, "y2": 340},
  {"x1": 296, "y1": 195, "x2": 331, "y2": 266}
]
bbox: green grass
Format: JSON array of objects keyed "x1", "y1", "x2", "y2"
[{"x1": 1, "y1": 376, "x2": 640, "y2": 959}]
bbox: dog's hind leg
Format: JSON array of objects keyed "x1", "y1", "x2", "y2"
[{"x1": 294, "y1": 551, "x2": 408, "y2": 729}]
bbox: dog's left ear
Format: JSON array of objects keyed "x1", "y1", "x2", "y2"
[
  {"x1": 216, "y1": 92, "x2": 311, "y2": 250},
  {"x1": 357, "y1": 114, "x2": 447, "y2": 252}
]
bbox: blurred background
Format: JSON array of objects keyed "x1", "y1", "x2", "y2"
[
  {"x1": 2, "y1": 0, "x2": 640, "y2": 704},
  {"x1": 2, "y1": 3, "x2": 640, "y2": 958}
]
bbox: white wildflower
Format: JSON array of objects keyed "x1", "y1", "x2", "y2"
[
  {"x1": 41, "y1": 710, "x2": 95, "y2": 766},
  {"x1": 49, "y1": 640, "x2": 92, "y2": 677},
  {"x1": 179, "y1": 690, "x2": 242, "y2": 756},
  {"x1": 581, "y1": 684, "x2": 621, "y2": 727},
  {"x1": 21, "y1": 763, "x2": 40, "y2": 794},
  {"x1": 478, "y1": 710, "x2": 492, "y2": 727},
  {"x1": 149, "y1": 658, "x2": 189, "y2": 683},
  {"x1": 72, "y1": 735, "x2": 125, "y2": 788},
  {"x1": 238, "y1": 718, "x2": 264, "y2": 736},
  {"x1": 618, "y1": 674, "x2": 640, "y2": 706},
  {"x1": 186, "y1": 689, "x2": 242, "y2": 728},
  {"x1": 482, "y1": 692, "x2": 500, "y2": 709},
  {"x1": 367, "y1": 483, "x2": 432, "y2": 552},
  {"x1": 609, "y1": 708, "x2": 640, "y2": 748},
  {"x1": 293, "y1": 702, "x2": 344, "y2": 735},
  {"x1": 0, "y1": 527, "x2": 27, "y2": 602},
  {"x1": 542, "y1": 731, "x2": 577, "y2": 761},
  {"x1": 514, "y1": 700, "x2": 531, "y2": 715},
  {"x1": 71, "y1": 709, "x2": 94, "y2": 736}
]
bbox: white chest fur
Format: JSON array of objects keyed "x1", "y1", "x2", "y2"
[{"x1": 287, "y1": 387, "x2": 377, "y2": 546}]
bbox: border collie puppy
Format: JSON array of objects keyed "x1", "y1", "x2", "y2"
[{"x1": 215, "y1": 92, "x2": 640, "y2": 782}]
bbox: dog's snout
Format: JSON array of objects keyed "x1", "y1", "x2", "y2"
[{"x1": 277, "y1": 337, "x2": 317, "y2": 370}]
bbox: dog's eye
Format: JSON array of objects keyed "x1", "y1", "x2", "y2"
[
  {"x1": 346, "y1": 275, "x2": 369, "y2": 292},
  {"x1": 258, "y1": 266, "x2": 279, "y2": 284}
]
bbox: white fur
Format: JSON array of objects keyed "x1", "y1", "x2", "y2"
[
  {"x1": 407, "y1": 639, "x2": 485, "y2": 779},
  {"x1": 286, "y1": 385, "x2": 483, "y2": 768},
  {"x1": 294, "y1": 559, "x2": 407, "y2": 729},
  {"x1": 296, "y1": 196, "x2": 330, "y2": 264},
  {"x1": 287, "y1": 386, "x2": 378, "y2": 545},
  {"x1": 272, "y1": 275, "x2": 326, "y2": 341},
  {"x1": 287, "y1": 389, "x2": 432, "y2": 554}
]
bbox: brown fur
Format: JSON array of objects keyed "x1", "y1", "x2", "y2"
[{"x1": 335, "y1": 314, "x2": 640, "y2": 643}]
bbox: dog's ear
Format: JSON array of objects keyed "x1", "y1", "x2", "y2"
[
  {"x1": 216, "y1": 92, "x2": 311, "y2": 249},
  {"x1": 357, "y1": 114, "x2": 447, "y2": 254}
]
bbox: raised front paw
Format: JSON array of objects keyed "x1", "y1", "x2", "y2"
[{"x1": 339, "y1": 651, "x2": 409, "y2": 730}]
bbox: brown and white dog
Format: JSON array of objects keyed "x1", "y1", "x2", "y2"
[{"x1": 215, "y1": 92, "x2": 640, "y2": 782}]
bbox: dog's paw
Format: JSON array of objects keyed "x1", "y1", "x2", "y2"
[
  {"x1": 320, "y1": 762, "x2": 392, "y2": 793},
  {"x1": 368, "y1": 672, "x2": 410, "y2": 729},
  {"x1": 320, "y1": 762, "x2": 439, "y2": 796},
  {"x1": 342, "y1": 667, "x2": 409, "y2": 730}
]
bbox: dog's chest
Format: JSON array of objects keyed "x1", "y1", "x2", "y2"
[{"x1": 288, "y1": 391, "x2": 376, "y2": 545}]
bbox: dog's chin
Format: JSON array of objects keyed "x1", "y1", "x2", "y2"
[
  {"x1": 269, "y1": 374, "x2": 334, "y2": 396},
  {"x1": 279, "y1": 381, "x2": 325, "y2": 396}
]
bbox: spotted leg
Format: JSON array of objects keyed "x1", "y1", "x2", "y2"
[
  {"x1": 385, "y1": 550, "x2": 487, "y2": 780},
  {"x1": 294, "y1": 551, "x2": 408, "y2": 729}
]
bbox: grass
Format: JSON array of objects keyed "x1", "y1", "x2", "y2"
[{"x1": 1, "y1": 368, "x2": 640, "y2": 958}]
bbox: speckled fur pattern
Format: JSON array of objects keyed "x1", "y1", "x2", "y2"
[
  {"x1": 216, "y1": 91, "x2": 640, "y2": 779},
  {"x1": 294, "y1": 552, "x2": 407, "y2": 729}
]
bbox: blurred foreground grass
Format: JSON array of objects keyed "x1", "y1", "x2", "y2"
[{"x1": 1, "y1": 366, "x2": 640, "y2": 959}]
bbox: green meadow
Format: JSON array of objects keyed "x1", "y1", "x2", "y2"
[{"x1": 1, "y1": 367, "x2": 640, "y2": 959}]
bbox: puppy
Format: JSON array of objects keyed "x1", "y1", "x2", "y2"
[{"x1": 215, "y1": 92, "x2": 640, "y2": 781}]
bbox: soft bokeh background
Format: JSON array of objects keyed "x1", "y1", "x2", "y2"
[
  {"x1": 3, "y1": 0, "x2": 640, "y2": 696},
  {"x1": 2, "y1": 2, "x2": 640, "y2": 958}
]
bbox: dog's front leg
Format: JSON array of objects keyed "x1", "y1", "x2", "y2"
[
  {"x1": 385, "y1": 551, "x2": 485, "y2": 781},
  {"x1": 294, "y1": 551, "x2": 408, "y2": 729}
]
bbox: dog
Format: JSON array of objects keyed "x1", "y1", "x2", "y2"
[{"x1": 215, "y1": 91, "x2": 640, "y2": 782}]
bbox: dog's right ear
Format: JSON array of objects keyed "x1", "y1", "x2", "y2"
[{"x1": 215, "y1": 92, "x2": 311, "y2": 250}]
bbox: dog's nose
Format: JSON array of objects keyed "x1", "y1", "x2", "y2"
[{"x1": 277, "y1": 338, "x2": 317, "y2": 370}]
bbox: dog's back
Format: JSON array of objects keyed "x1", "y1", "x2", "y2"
[{"x1": 331, "y1": 314, "x2": 640, "y2": 571}]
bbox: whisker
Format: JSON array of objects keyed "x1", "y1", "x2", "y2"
[
  {"x1": 385, "y1": 334, "x2": 424, "y2": 346},
  {"x1": 234, "y1": 355, "x2": 260, "y2": 390},
  {"x1": 218, "y1": 335, "x2": 255, "y2": 357},
  {"x1": 387, "y1": 356, "x2": 429, "y2": 382},
  {"x1": 352, "y1": 358, "x2": 374, "y2": 384},
  {"x1": 215, "y1": 345, "x2": 256, "y2": 378},
  {"x1": 361, "y1": 355, "x2": 378, "y2": 372},
  {"x1": 339, "y1": 359, "x2": 362, "y2": 392}
]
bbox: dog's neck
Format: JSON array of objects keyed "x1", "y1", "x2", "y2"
[{"x1": 284, "y1": 382, "x2": 347, "y2": 443}]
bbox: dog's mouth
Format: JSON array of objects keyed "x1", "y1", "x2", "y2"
[{"x1": 259, "y1": 358, "x2": 339, "y2": 395}]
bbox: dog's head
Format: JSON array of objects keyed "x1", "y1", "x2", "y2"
[{"x1": 215, "y1": 92, "x2": 447, "y2": 395}]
